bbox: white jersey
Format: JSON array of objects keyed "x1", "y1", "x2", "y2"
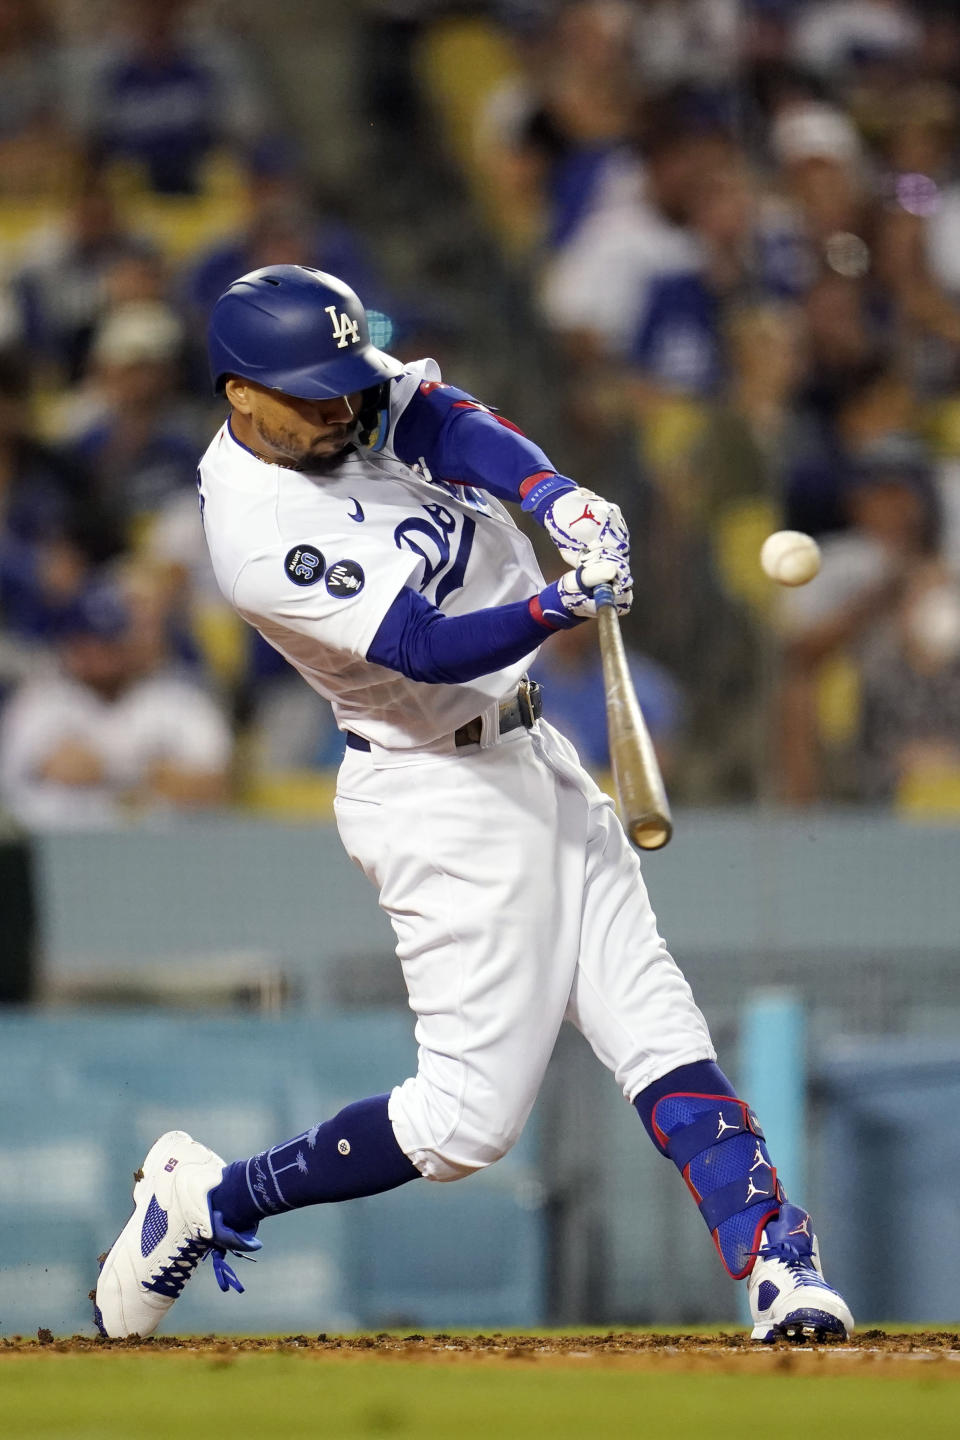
[{"x1": 198, "y1": 360, "x2": 547, "y2": 751}]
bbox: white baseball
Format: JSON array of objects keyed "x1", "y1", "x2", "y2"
[{"x1": 760, "y1": 530, "x2": 821, "y2": 587}]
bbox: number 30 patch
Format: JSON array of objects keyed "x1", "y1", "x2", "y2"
[{"x1": 284, "y1": 545, "x2": 325, "y2": 586}]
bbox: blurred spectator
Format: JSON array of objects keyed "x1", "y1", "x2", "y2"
[
  {"x1": 793, "y1": 274, "x2": 884, "y2": 439},
  {"x1": 675, "y1": 302, "x2": 807, "y2": 539},
  {"x1": 627, "y1": 155, "x2": 753, "y2": 402},
  {"x1": 775, "y1": 432, "x2": 941, "y2": 802},
  {"x1": 58, "y1": 300, "x2": 204, "y2": 542},
  {"x1": 0, "y1": 0, "x2": 77, "y2": 197},
  {"x1": 857, "y1": 561, "x2": 960, "y2": 802},
  {"x1": 143, "y1": 479, "x2": 255, "y2": 704},
  {"x1": 181, "y1": 152, "x2": 387, "y2": 325},
  {"x1": 864, "y1": 82, "x2": 960, "y2": 386},
  {"x1": 529, "y1": 617, "x2": 683, "y2": 776},
  {"x1": 0, "y1": 352, "x2": 120, "y2": 663},
  {"x1": 628, "y1": 301, "x2": 807, "y2": 799},
  {"x1": 633, "y1": 1, "x2": 741, "y2": 103},
  {"x1": 538, "y1": 116, "x2": 716, "y2": 358},
  {"x1": 790, "y1": 1, "x2": 923, "y2": 81},
  {"x1": 769, "y1": 100, "x2": 871, "y2": 275},
  {"x1": 477, "y1": 0, "x2": 643, "y2": 252},
  {"x1": 61, "y1": 0, "x2": 268, "y2": 194},
  {"x1": 627, "y1": 153, "x2": 810, "y2": 404},
  {"x1": 120, "y1": 555, "x2": 206, "y2": 684},
  {"x1": 1, "y1": 0, "x2": 957, "y2": 820},
  {"x1": 785, "y1": 434, "x2": 941, "y2": 644},
  {"x1": 14, "y1": 168, "x2": 162, "y2": 383},
  {"x1": 917, "y1": 7, "x2": 960, "y2": 90},
  {"x1": 866, "y1": 78, "x2": 957, "y2": 183},
  {"x1": 0, "y1": 280, "x2": 25, "y2": 356},
  {"x1": 620, "y1": 471, "x2": 765, "y2": 801},
  {"x1": 0, "y1": 576, "x2": 232, "y2": 829},
  {"x1": 786, "y1": 364, "x2": 918, "y2": 536}
]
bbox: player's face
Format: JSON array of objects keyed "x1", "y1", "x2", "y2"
[{"x1": 225, "y1": 380, "x2": 364, "y2": 468}]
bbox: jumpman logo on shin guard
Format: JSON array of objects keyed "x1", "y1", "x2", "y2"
[{"x1": 745, "y1": 1172, "x2": 773, "y2": 1204}]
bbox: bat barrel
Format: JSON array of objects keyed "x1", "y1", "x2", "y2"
[
  {"x1": 629, "y1": 814, "x2": 673, "y2": 851},
  {"x1": 593, "y1": 581, "x2": 674, "y2": 851}
]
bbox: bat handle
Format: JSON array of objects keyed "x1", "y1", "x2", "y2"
[{"x1": 592, "y1": 581, "x2": 616, "y2": 609}]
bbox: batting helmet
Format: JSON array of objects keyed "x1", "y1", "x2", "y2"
[{"x1": 207, "y1": 265, "x2": 404, "y2": 399}]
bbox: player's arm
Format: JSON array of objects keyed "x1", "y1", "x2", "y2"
[
  {"x1": 390, "y1": 381, "x2": 629, "y2": 561},
  {"x1": 232, "y1": 535, "x2": 628, "y2": 689},
  {"x1": 367, "y1": 553, "x2": 632, "y2": 684},
  {"x1": 391, "y1": 379, "x2": 573, "y2": 514}
]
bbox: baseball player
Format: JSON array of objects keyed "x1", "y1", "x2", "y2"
[{"x1": 95, "y1": 266, "x2": 853, "y2": 1343}]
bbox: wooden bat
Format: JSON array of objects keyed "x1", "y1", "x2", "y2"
[{"x1": 593, "y1": 584, "x2": 673, "y2": 850}]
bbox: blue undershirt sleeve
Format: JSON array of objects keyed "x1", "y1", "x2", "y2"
[
  {"x1": 391, "y1": 383, "x2": 576, "y2": 521},
  {"x1": 367, "y1": 585, "x2": 575, "y2": 684}
]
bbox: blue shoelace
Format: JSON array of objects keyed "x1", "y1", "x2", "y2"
[
  {"x1": 756, "y1": 1242, "x2": 837, "y2": 1293},
  {"x1": 769, "y1": 1256, "x2": 823, "y2": 1288},
  {"x1": 143, "y1": 1237, "x2": 249, "y2": 1299}
]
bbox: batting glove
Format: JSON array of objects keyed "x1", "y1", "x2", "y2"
[
  {"x1": 543, "y1": 486, "x2": 630, "y2": 566},
  {"x1": 537, "y1": 551, "x2": 633, "y2": 627}
]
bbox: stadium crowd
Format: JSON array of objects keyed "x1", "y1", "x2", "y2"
[
  {"x1": 404, "y1": 0, "x2": 960, "y2": 807},
  {"x1": 2, "y1": 0, "x2": 960, "y2": 827}
]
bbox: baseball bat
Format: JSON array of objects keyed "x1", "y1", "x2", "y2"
[{"x1": 593, "y1": 583, "x2": 673, "y2": 850}]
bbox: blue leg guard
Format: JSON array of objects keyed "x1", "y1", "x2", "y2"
[{"x1": 634, "y1": 1061, "x2": 784, "y2": 1279}]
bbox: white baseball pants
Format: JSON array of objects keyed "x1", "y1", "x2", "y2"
[{"x1": 334, "y1": 719, "x2": 715, "y2": 1182}]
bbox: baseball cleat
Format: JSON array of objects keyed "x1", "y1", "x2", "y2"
[
  {"x1": 94, "y1": 1130, "x2": 261, "y2": 1338},
  {"x1": 747, "y1": 1203, "x2": 854, "y2": 1343}
]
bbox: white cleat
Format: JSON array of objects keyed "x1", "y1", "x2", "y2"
[
  {"x1": 748, "y1": 1203, "x2": 854, "y2": 1343},
  {"x1": 94, "y1": 1130, "x2": 261, "y2": 1339}
]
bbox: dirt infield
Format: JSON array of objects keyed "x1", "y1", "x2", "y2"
[{"x1": 5, "y1": 1328, "x2": 960, "y2": 1375}]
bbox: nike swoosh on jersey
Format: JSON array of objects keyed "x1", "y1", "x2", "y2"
[{"x1": 347, "y1": 498, "x2": 365, "y2": 522}]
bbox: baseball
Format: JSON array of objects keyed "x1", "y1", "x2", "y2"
[{"x1": 760, "y1": 530, "x2": 821, "y2": 586}]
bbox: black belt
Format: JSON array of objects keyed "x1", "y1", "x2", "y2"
[{"x1": 345, "y1": 678, "x2": 542, "y2": 753}]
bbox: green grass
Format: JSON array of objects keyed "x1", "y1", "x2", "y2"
[{"x1": 2, "y1": 1353, "x2": 959, "y2": 1440}]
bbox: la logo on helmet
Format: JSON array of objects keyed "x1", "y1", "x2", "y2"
[{"x1": 325, "y1": 305, "x2": 361, "y2": 348}]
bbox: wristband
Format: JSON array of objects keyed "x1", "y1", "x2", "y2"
[
  {"x1": 532, "y1": 581, "x2": 585, "y2": 631},
  {"x1": 520, "y1": 472, "x2": 578, "y2": 524}
]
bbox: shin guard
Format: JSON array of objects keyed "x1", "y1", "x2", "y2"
[{"x1": 649, "y1": 1093, "x2": 784, "y2": 1278}]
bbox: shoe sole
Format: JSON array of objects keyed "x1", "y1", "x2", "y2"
[{"x1": 755, "y1": 1308, "x2": 850, "y2": 1344}]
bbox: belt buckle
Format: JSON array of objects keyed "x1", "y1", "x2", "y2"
[{"x1": 517, "y1": 676, "x2": 536, "y2": 729}]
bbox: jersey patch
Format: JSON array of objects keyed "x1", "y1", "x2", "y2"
[
  {"x1": 284, "y1": 546, "x2": 325, "y2": 587},
  {"x1": 326, "y1": 560, "x2": 365, "y2": 598}
]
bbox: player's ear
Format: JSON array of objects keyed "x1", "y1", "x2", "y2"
[{"x1": 225, "y1": 377, "x2": 252, "y2": 414}]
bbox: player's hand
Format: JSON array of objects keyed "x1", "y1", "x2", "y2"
[
  {"x1": 544, "y1": 486, "x2": 630, "y2": 566},
  {"x1": 539, "y1": 550, "x2": 633, "y2": 625}
]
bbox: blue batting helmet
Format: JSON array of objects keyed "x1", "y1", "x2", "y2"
[{"x1": 207, "y1": 265, "x2": 404, "y2": 399}]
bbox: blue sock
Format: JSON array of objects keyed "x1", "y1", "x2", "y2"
[
  {"x1": 209, "y1": 1093, "x2": 420, "y2": 1233},
  {"x1": 634, "y1": 1060, "x2": 783, "y2": 1278}
]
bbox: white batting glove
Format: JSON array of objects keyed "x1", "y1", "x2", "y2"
[
  {"x1": 538, "y1": 550, "x2": 633, "y2": 626},
  {"x1": 543, "y1": 486, "x2": 630, "y2": 566}
]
